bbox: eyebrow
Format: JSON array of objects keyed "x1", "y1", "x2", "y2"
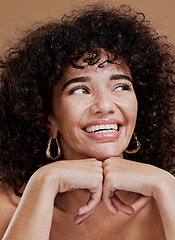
[
  {"x1": 62, "y1": 76, "x2": 90, "y2": 91},
  {"x1": 62, "y1": 74, "x2": 132, "y2": 91},
  {"x1": 110, "y1": 74, "x2": 132, "y2": 82}
]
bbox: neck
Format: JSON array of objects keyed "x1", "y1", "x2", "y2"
[
  {"x1": 54, "y1": 189, "x2": 140, "y2": 218},
  {"x1": 54, "y1": 189, "x2": 90, "y2": 216}
]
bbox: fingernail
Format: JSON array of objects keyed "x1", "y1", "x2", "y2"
[
  {"x1": 124, "y1": 210, "x2": 134, "y2": 216},
  {"x1": 112, "y1": 209, "x2": 118, "y2": 215},
  {"x1": 76, "y1": 219, "x2": 83, "y2": 225}
]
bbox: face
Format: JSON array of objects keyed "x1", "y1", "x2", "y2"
[{"x1": 50, "y1": 55, "x2": 138, "y2": 161}]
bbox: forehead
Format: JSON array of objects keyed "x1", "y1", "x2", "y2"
[{"x1": 63, "y1": 52, "x2": 131, "y2": 80}]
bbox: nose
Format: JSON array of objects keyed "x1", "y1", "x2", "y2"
[{"x1": 89, "y1": 90, "x2": 116, "y2": 115}]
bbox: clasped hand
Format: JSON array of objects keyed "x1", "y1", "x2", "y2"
[{"x1": 40, "y1": 157, "x2": 155, "y2": 225}]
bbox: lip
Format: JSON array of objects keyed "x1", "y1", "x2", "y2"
[
  {"x1": 83, "y1": 119, "x2": 122, "y2": 128},
  {"x1": 82, "y1": 119, "x2": 122, "y2": 141}
]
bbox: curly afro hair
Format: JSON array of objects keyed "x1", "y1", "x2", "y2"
[{"x1": 0, "y1": 4, "x2": 174, "y2": 195}]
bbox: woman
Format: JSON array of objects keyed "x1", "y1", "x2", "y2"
[{"x1": 0, "y1": 4, "x2": 174, "y2": 239}]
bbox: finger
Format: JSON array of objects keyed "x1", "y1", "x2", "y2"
[
  {"x1": 78, "y1": 188, "x2": 102, "y2": 216},
  {"x1": 111, "y1": 194, "x2": 134, "y2": 216},
  {"x1": 102, "y1": 190, "x2": 118, "y2": 215},
  {"x1": 74, "y1": 207, "x2": 96, "y2": 225}
]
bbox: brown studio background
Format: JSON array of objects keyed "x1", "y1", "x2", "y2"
[{"x1": 0, "y1": 0, "x2": 174, "y2": 54}]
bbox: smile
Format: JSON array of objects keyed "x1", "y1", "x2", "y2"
[{"x1": 84, "y1": 124, "x2": 119, "y2": 133}]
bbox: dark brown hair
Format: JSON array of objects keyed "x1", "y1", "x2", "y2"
[{"x1": 0, "y1": 4, "x2": 174, "y2": 195}]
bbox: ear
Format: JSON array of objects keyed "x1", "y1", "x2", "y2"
[{"x1": 47, "y1": 113, "x2": 59, "y2": 139}]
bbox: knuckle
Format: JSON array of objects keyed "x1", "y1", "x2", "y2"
[
  {"x1": 90, "y1": 160, "x2": 102, "y2": 168},
  {"x1": 102, "y1": 160, "x2": 108, "y2": 168},
  {"x1": 91, "y1": 175, "x2": 103, "y2": 188},
  {"x1": 95, "y1": 175, "x2": 103, "y2": 186},
  {"x1": 97, "y1": 160, "x2": 103, "y2": 166},
  {"x1": 103, "y1": 158, "x2": 111, "y2": 166},
  {"x1": 103, "y1": 166, "x2": 114, "y2": 179},
  {"x1": 103, "y1": 164, "x2": 110, "y2": 173},
  {"x1": 104, "y1": 172, "x2": 115, "y2": 186}
]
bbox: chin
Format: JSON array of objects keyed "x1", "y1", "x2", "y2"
[
  {"x1": 89, "y1": 142, "x2": 126, "y2": 161},
  {"x1": 92, "y1": 151, "x2": 124, "y2": 161}
]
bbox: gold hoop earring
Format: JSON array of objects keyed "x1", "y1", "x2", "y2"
[
  {"x1": 46, "y1": 137, "x2": 62, "y2": 160},
  {"x1": 125, "y1": 133, "x2": 141, "y2": 154}
]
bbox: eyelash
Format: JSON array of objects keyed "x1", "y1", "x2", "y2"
[
  {"x1": 113, "y1": 83, "x2": 132, "y2": 91},
  {"x1": 68, "y1": 83, "x2": 132, "y2": 95},
  {"x1": 68, "y1": 85, "x2": 90, "y2": 95}
]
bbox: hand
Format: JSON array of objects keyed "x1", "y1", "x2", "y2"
[
  {"x1": 102, "y1": 157, "x2": 156, "y2": 216},
  {"x1": 33, "y1": 157, "x2": 158, "y2": 224},
  {"x1": 35, "y1": 159, "x2": 103, "y2": 224},
  {"x1": 1, "y1": 159, "x2": 103, "y2": 240}
]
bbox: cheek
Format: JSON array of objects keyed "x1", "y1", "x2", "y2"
[
  {"x1": 55, "y1": 100, "x2": 85, "y2": 132},
  {"x1": 122, "y1": 95, "x2": 138, "y2": 123},
  {"x1": 130, "y1": 97, "x2": 138, "y2": 122}
]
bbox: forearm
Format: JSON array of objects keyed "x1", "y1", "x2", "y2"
[
  {"x1": 2, "y1": 171, "x2": 56, "y2": 240},
  {"x1": 2, "y1": 159, "x2": 103, "y2": 239},
  {"x1": 153, "y1": 170, "x2": 175, "y2": 240}
]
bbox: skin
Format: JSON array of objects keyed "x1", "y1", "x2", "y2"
[
  {"x1": 0, "y1": 54, "x2": 175, "y2": 240},
  {"x1": 50, "y1": 57, "x2": 137, "y2": 161}
]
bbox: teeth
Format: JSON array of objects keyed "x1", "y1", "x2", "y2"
[{"x1": 85, "y1": 124, "x2": 119, "y2": 133}]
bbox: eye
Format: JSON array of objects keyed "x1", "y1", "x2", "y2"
[
  {"x1": 69, "y1": 86, "x2": 91, "y2": 95},
  {"x1": 113, "y1": 83, "x2": 132, "y2": 92}
]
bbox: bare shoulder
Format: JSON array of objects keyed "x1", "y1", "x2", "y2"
[{"x1": 0, "y1": 184, "x2": 20, "y2": 238}]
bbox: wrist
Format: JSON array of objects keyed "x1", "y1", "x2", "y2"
[
  {"x1": 152, "y1": 168, "x2": 175, "y2": 201},
  {"x1": 27, "y1": 165, "x2": 60, "y2": 200}
]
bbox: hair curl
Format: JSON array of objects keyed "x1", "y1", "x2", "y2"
[{"x1": 0, "y1": 4, "x2": 174, "y2": 195}]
